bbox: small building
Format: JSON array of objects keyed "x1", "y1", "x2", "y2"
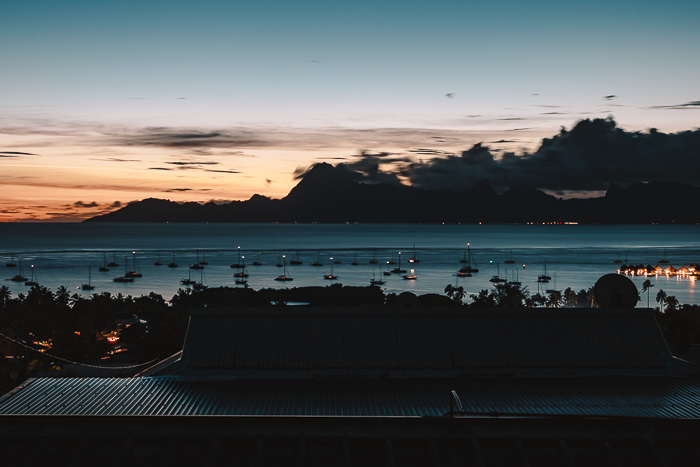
[{"x1": 1, "y1": 307, "x2": 699, "y2": 465}]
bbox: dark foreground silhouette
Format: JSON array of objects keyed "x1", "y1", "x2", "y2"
[{"x1": 0, "y1": 282, "x2": 696, "y2": 393}]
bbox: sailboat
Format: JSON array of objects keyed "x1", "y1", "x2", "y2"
[
  {"x1": 199, "y1": 251, "x2": 208, "y2": 265},
  {"x1": 510, "y1": 269, "x2": 521, "y2": 286},
  {"x1": 235, "y1": 262, "x2": 249, "y2": 285},
  {"x1": 311, "y1": 252, "x2": 323, "y2": 267},
  {"x1": 537, "y1": 261, "x2": 552, "y2": 283},
  {"x1": 125, "y1": 252, "x2": 142, "y2": 277},
  {"x1": 391, "y1": 252, "x2": 406, "y2": 274},
  {"x1": 351, "y1": 252, "x2": 359, "y2": 266},
  {"x1": 489, "y1": 264, "x2": 506, "y2": 283},
  {"x1": 369, "y1": 249, "x2": 378, "y2": 264},
  {"x1": 408, "y1": 243, "x2": 420, "y2": 263},
  {"x1": 402, "y1": 268, "x2": 418, "y2": 280},
  {"x1": 230, "y1": 246, "x2": 245, "y2": 268},
  {"x1": 180, "y1": 268, "x2": 196, "y2": 286},
  {"x1": 190, "y1": 249, "x2": 204, "y2": 270},
  {"x1": 107, "y1": 252, "x2": 119, "y2": 268},
  {"x1": 81, "y1": 266, "x2": 95, "y2": 290},
  {"x1": 289, "y1": 251, "x2": 302, "y2": 265},
  {"x1": 252, "y1": 252, "x2": 262, "y2": 266},
  {"x1": 10, "y1": 258, "x2": 28, "y2": 282},
  {"x1": 192, "y1": 268, "x2": 207, "y2": 291},
  {"x1": 233, "y1": 256, "x2": 249, "y2": 278},
  {"x1": 659, "y1": 249, "x2": 669, "y2": 264},
  {"x1": 99, "y1": 254, "x2": 109, "y2": 272},
  {"x1": 459, "y1": 243, "x2": 479, "y2": 273},
  {"x1": 274, "y1": 255, "x2": 293, "y2": 281},
  {"x1": 5, "y1": 255, "x2": 17, "y2": 268},
  {"x1": 25, "y1": 265, "x2": 39, "y2": 286},
  {"x1": 369, "y1": 270, "x2": 385, "y2": 285},
  {"x1": 168, "y1": 252, "x2": 178, "y2": 268},
  {"x1": 383, "y1": 261, "x2": 392, "y2": 276},
  {"x1": 114, "y1": 258, "x2": 134, "y2": 282},
  {"x1": 324, "y1": 258, "x2": 338, "y2": 280},
  {"x1": 154, "y1": 254, "x2": 162, "y2": 266},
  {"x1": 504, "y1": 250, "x2": 515, "y2": 264}
]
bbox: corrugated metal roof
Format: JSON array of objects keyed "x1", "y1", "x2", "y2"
[
  {"x1": 174, "y1": 308, "x2": 675, "y2": 376},
  {"x1": 2, "y1": 376, "x2": 700, "y2": 418}
]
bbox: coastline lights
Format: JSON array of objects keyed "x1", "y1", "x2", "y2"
[{"x1": 618, "y1": 263, "x2": 699, "y2": 278}]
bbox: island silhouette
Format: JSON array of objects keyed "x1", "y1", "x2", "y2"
[{"x1": 85, "y1": 162, "x2": 700, "y2": 224}]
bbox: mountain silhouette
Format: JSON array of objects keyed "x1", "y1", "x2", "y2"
[{"x1": 85, "y1": 163, "x2": 700, "y2": 223}]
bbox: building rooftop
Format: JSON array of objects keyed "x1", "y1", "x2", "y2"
[{"x1": 1, "y1": 306, "x2": 699, "y2": 466}]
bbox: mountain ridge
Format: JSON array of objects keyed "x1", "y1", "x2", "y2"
[{"x1": 85, "y1": 163, "x2": 700, "y2": 224}]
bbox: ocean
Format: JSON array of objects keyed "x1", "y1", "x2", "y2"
[{"x1": 1, "y1": 223, "x2": 699, "y2": 305}]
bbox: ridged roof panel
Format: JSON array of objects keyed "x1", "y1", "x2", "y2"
[{"x1": 2, "y1": 376, "x2": 700, "y2": 418}]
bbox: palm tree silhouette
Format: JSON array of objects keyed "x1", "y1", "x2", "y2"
[
  {"x1": 656, "y1": 289, "x2": 667, "y2": 313},
  {"x1": 641, "y1": 279, "x2": 654, "y2": 308}
]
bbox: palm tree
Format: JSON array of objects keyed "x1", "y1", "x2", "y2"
[
  {"x1": 640, "y1": 279, "x2": 654, "y2": 308},
  {"x1": 563, "y1": 287, "x2": 578, "y2": 308},
  {"x1": 56, "y1": 285, "x2": 71, "y2": 307},
  {"x1": 444, "y1": 284, "x2": 465, "y2": 304},
  {"x1": 0, "y1": 285, "x2": 10, "y2": 308},
  {"x1": 665, "y1": 295, "x2": 679, "y2": 312},
  {"x1": 546, "y1": 290, "x2": 563, "y2": 308},
  {"x1": 656, "y1": 289, "x2": 667, "y2": 313}
]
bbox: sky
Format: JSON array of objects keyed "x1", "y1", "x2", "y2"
[{"x1": 1, "y1": 0, "x2": 698, "y2": 221}]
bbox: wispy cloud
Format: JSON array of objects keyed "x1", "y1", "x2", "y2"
[
  {"x1": 648, "y1": 100, "x2": 700, "y2": 110},
  {"x1": 89, "y1": 157, "x2": 142, "y2": 162},
  {"x1": 0, "y1": 151, "x2": 37, "y2": 156},
  {"x1": 165, "y1": 161, "x2": 220, "y2": 166}
]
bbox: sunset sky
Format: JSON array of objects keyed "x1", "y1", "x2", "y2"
[{"x1": 1, "y1": 0, "x2": 698, "y2": 221}]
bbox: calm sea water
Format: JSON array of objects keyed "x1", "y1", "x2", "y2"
[{"x1": 1, "y1": 223, "x2": 699, "y2": 305}]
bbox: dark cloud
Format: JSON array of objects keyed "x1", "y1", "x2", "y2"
[
  {"x1": 90, "y1": 157, "x2": 142, "y2": 162},
  {"x1": 498, "y1": 117, "x2": 526, "y2": 121},
  {"x1": 603, "y1": 95, "x2": 617, "y2": 100},
  {"x1": 0, "y1": 155, "x2": 18, "y2": 158},
  {"x1": 541, "y1": 112, "x2": 568, "y2": 115},
  {"x1": 445, "y1": 93, "x2": 455, "y2": 99},
  {"x1": 340, "y1": 152, "x2": 406, "y2": 185},
  {"x1": 164, "y1": 188, "x2": 193, "y2": 192},
  {"x1": 293, "y1": 165, "x2": 313, "y2": 180},
  {"x1": 110, "y1": 201, "x2": 122, "y2": 208},
  {"x1": 118, "y1": 128, "x2": 262, "y2": 149},
  {"x1": 648, "y1": 101, "x2": 700, "y2": 110},
  {"x1": 265, "y1": 179, "x2": 272, "y2": 185},
  {"x1": 408, "y1": 148, "x2": 455, "y2": 157},
  {"x1": 149, "y1": 167, "x2": 172, "y2": 171},
  {"x1": 1, "y1": 151, "x2": 37, "y2": 156},
  {"x1": 504, "y1": 127, "x2": 533, "y2": 132},
  {"x1": 165, "y1": 161, "x2": 220, "y2": 166},
  {"x1": 205, "y1": 169, "x2": 239, "y2": 174},
  {"x1": 394, "y1": 117, "x2": 700, "y2": 191},
  {"x1": 491, "y1": 140, "x2": 517, "y2": 143},
  {"x1": 73, "y1": 201, "x2": 99, "y2": 208},
  {"x1": 465, "y1": 115, "x2": 482, "y2": 118}
]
